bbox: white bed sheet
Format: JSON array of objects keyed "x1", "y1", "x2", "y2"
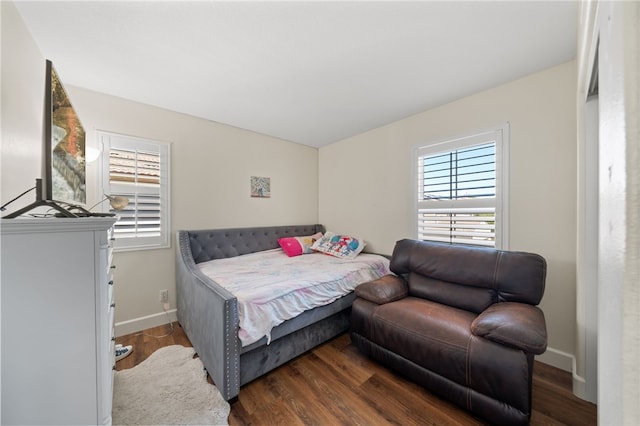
[{"x1": 197, "y1": 249, "x2": 390, "y2": 346}]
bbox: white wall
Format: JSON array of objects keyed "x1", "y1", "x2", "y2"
[
  {"x1": 1, "y1": 1, "x2": 319, "y2": 335},
  {"x1": 1, "y1": 1, "x2": 45, "y2": 213},
  {"x1": 319, "y1": 61, "x2": 578, "y2": 372}
]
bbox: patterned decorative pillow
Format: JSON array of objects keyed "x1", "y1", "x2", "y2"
[
  {"x1": 278, "y1": 232, "x2": 323, "y2": 257},
  {"x1": 311, "y1": 231, "x2": 366, "y2": 259}
]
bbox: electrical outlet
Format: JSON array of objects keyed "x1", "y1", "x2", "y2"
[{"x1": 160, "y1": 289, "x2": 169, "y2": 303}]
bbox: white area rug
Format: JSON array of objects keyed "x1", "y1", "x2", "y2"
[{"x1": 112, "y1": 345, "x2": 230, "y2": 425}]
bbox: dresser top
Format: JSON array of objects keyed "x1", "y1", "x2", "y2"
[{"x1": 1, "y1": 217, "x2": 117, "y2": 234}]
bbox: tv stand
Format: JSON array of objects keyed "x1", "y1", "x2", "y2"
[
  {"x1": 3, "y1": 178, "x2": 78, "y2": 218},
  {"x1": 3, "y1": 199, "x2": 78, "y2": 218}
]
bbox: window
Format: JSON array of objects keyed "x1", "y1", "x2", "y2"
[
  {"x1": 413, "y1": 125, "x2": 509, "y2": 249},
  {"x1": 99, "y1": 131, "x2": 171, "y2": 251}
]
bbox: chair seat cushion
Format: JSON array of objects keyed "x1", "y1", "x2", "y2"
[{"x1": 370, "y1": 297, "x2": 475, "y2": 384}]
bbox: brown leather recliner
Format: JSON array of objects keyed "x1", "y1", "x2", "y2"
[{"x1": 351, "y1": 239, "x2": 548, "y2": 425}]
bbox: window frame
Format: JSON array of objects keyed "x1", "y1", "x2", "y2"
[
  {"x1": 412, "y1": 124, "x2": 509, "y2": 249},
  {"x1": 98, "y1": 131, "x2": 171, "y2": 252}
]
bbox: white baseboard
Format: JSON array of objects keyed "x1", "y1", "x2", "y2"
[
  {"x1": 536, "y1": 346, "x2": 574, "y2": 372},
  {"x1": 114, "y1": 309, "x2": 177, "y2": 337}
]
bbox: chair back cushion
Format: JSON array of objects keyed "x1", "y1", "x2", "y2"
[{"x1": 390, "y1": 239, "x2": 546, "y2": 313}]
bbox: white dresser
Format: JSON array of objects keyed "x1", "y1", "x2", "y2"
[{"x1": 1, "y1": 217, "x2": 117, "y2": 425}]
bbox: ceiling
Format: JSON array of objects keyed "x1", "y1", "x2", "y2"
[{"x1": 14, "y1": 1, "x2": 578, "y2": 148}]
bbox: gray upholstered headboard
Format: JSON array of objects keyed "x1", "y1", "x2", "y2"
[{"x1": 182, "y1": 224, "x2": 325, "y2": 264}]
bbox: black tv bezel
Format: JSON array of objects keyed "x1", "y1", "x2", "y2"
[{"x1": 43, "y1": 59, "x2": 53, "y2": 201}]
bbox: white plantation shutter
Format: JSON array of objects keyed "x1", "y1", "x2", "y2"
[
  {"x1": 99, "y1": 132, "x2": 170, "y2": 251},
  {"x1": 418, "y1": 206, "x2": 496, "y2": 247},
  {"x1": 414, "y1": 126, "x2": 509, "y2": 249}
]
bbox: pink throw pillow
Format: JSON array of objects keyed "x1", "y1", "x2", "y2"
[{"x1": 278, "y1": 232, "x2": 323, "y2": 257}]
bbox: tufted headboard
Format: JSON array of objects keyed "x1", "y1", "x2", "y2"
[{"x1": 179, "y1": 224, "x2": 325, "y2": 264}]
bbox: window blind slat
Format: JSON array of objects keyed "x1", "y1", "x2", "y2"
[
  {"x1": 109, "y1": 148, "x2": 161, "y2": 185},
  {"x1": 417, "y1": 208, "x2": 496, "y2": 245}
]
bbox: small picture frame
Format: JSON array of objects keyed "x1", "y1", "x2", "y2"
[{"x1": 250, "y1": 176, "x2": 271, "y2": 198}]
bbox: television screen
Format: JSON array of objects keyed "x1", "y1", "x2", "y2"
[{"x1": 45, "y1": 59, "x2": 86, "y2": 205}]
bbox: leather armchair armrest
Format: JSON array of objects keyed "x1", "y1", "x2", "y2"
[
  {"x1": 471, "y1": 302, "x2": 547, "y2": 354},
  {"x1": 355, "y1": 274, "x2": 408, "y2": 305}
]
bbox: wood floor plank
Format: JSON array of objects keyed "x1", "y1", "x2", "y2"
[
  {"x1": 117, "y1": 323, "x2": 597, "y2": 426},
  {"x1": 238, "y1": 373, "x2": 280, "y2": 415},
  {"x1": 310, "y1": 337, "x2": 459, "y2": 425},
  {"x1": 311, "y1": 339, "x2": 374, "y2": 387},
  {"x1": 227, "y1": 401, "x2": 250, "y2": 425},
  {"x1": 532, "y1": 375, "x2": 597, "y2": 425},
  {"x1": 273, "y1": 367, "x2": 342, "y2": 426},
  {"x1": 243, "y1": 399, "x2": 306, "y2": 426},
  {"x1": 288, "y1": 353, "x2": 389, "y2": 426},
  {"x1": 360, "y1": 370, "x2": 484, "y2": 426}
]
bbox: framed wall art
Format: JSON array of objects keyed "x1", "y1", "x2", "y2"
[{"x1": 250, "y1": 176, "x2": 270, "y2": 198}]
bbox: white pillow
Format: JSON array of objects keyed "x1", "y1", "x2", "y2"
[{"x1": 311, "y1": 231, "x2": 366, "y2": 259}]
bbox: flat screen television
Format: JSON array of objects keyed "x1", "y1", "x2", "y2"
[
  {"x1": 3, "y1": 59, "x2": 87, "y2": 218},
  {"x1": 46, "y1": 59, "x2": 87, "y2": 204}
]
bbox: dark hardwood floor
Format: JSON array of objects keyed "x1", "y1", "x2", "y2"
[{"x1": 116, "y1": 322, "x2": 597, "y2": 425}]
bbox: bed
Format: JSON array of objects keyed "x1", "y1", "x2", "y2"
[{"x1": 176, "y1": 224, "x2": 390, "y2": 401}]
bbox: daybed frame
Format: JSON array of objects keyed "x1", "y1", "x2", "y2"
[{"x1": 176, "y1": 224, "x2": 356, "y2": 401}]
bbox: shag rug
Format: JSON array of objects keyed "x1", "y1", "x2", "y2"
[{"x1": 112, "y1": 345, "x2": 230, "y2": 425}]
